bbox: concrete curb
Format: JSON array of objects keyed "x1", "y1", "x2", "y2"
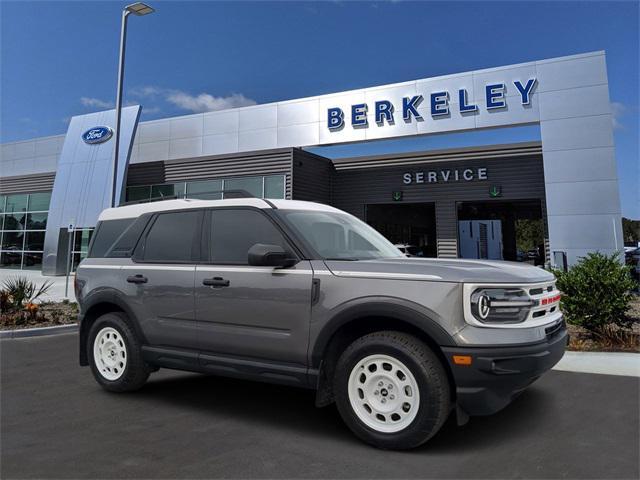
[
  {"x1": 553, "y1": 351, "x2": 640, "y2": 377},
  {"x1": 0, "y1": 323, "x2": 78, "y2": 339}
]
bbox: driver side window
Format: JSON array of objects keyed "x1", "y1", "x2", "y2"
[{"x1": 209, "y1": 209, "x2": 289, "y2": 264}]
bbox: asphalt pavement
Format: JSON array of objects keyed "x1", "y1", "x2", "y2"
[{"x1": 1, "y1": 333, "x2": 638, "y2": 479}]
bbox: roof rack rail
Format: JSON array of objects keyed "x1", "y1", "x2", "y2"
[{"x1": 119, "y1": 189, "x2": 259, "y2": 206}]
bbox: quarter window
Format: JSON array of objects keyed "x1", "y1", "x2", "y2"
[
  {"x1": 210, "y1": 209, "x2": 288, "y2": 264},
  {"x1": 143, "y1": 211, "x2": 200, "y2": 262}
]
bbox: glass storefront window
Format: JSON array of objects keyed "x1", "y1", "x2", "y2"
[
  {"x1": 0, "y1": 191, "x2": 50, "y2": 270},
  {"x1": 151, "y1": 184, "x2": 184, "y2": 201},
  {"x1": 5, "y1": 194, "x2": 28, "y2": 213},
  {"x1": 224, "y1": 177, "x2": 263, "y2": 198},
  {"x1": 73, "y1": 229, "x2": 93, "y2": 254},
  {"x1": 2, "y1": 213, "x2": 26, "y2": 230},
  {"x1": 0, "y1": 251, "x2": 23, "y2": 268},
  {"x1": 126, "y1": 185, "x2": 152, "y2": 203},
  {"x1": 1, "y1": 231, "x2": 24, "y2": 250},
  {"x1": 186, "y1": 180, "x2": 222, "y2": 200},
  {"x1": 27, "y1": 192, "x2": 51, "y2": 211},
  {"x1": 27, "y1": 212, "x2": 48, "y2": 230},
  {"x1": 25, "y1": 231, "x2": 45, "y2": 251},
  {"x1": 127, "y1": 175, "x2": 286, "y2": 204},
  {"x1": 72, "y1": 228, "x2": 94, "y2": 271},
  {"x1": 264, "y1": 175, "x2": 285, "y2": 199},
  {"x1": 22, "y1": 252, "x2": 43, "y2": 270}
]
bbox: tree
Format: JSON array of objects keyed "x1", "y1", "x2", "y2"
[{"x1": 622, "y1": 217, "x2": 640, "y2": 244}]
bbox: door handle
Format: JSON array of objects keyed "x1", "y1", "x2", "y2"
[
  {"x1": 202, "y1": 277, "x2": 230, "y2": 288},
  {"x1": 126, "y1": 274, "x2": 148, "y2": 284}
]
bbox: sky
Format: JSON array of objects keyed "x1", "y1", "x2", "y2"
[{"x1": 1, "y1": 0, "x2": 638, "y2": 218}]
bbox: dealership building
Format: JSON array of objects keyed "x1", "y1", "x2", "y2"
[{"x1": 0, "y1": 51, "x2": 624, "y2": 275}]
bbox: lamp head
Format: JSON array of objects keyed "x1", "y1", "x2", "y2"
[{"x1": 125, "y1": 2, "x2": 154, "y2": 16}]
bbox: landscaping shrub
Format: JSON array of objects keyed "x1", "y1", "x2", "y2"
[
  {"x1": 553, "y1": 252, "x2": 636, "y2": 332},
  {"x1": 1, "y1": 276, "x2": 53, "y2": 312}
]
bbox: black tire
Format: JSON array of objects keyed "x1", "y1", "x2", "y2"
[
  {"x1": 333, "y1": 331, "x2": 451, "y2": 450},
  {"x1": 87, "y1": 312, "x2": 150, "y2": 392}
]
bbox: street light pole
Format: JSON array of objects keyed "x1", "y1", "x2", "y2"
[
  {"x1": 111, "y1": 9, "x2": 130, "y2": 208},
  {"x1": 111, "y1": 3, "x2": 155, "y2": 209}
]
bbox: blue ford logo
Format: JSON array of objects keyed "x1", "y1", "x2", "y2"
[{"x1": 82, "y1": 126, "x2": 113, "y2": 144}]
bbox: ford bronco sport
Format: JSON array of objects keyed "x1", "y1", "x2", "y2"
[{"x1": 76, "y1": 198, "x2": 567, "y2": 449}]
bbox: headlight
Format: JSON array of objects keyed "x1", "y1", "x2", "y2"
[{"x1": 469, "y1": 287, "x2": 534, "y2": 324}]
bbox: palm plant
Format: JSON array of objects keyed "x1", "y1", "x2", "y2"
[{"x1": 1, "y1": 277, "x2": 54, "y2": 312}]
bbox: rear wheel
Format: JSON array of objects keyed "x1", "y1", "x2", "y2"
[
  {"x1": 87, "y1": 312, "x2": 150, "y2": 392},
  {"x1": 333, "y1": 331, "x2": 451, "y2": 449}
]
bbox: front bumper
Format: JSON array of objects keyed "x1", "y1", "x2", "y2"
[{"x1": 442, "y1": 322, "x2": 568, "y2": 416}]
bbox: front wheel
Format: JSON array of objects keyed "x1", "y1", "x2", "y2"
[
  {"x1": 87, "y1": 312, "x2": 150, "y2": 392},
  {"x1": 333, "y1": 331, "x2": 451, "y2": 449}
]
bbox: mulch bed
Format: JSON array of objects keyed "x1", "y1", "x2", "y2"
[
  {"x1": 0, "y1": 301, "x2": 78, "y2": 331},
  {"x1": 566, "y1": 296, "x2": 639, "y2": 353}
]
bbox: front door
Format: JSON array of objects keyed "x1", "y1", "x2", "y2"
[{"x1": 194, "y1": 208, "x2": 313, "y2": 366}]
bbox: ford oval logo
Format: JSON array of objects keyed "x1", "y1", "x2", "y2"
[{"x1": 82, "y1": 126, "x2": 113, "y2": 144}]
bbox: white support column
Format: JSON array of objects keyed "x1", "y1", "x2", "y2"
[{"x1": 537, "y1": 52, "x2": 623, "y2": 266}]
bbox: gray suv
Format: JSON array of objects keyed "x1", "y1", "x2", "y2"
[{"x1": 76, "y1": 198, "x2": 567, "y2": 449}]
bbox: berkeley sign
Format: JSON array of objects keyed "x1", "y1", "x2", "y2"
[{"x1": 327, "y1": 78, "x2": 537, "y2": 130}]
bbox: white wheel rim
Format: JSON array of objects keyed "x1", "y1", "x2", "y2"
[
  {"x1": 348, "y1": 354, "x2": 420, "y2": 433},
  {"x1": 93, "y1": 327, "x2": 127, "y2": 381}
]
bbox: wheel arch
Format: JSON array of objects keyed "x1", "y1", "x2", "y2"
[
  {"x1": 78, "y1": 293, "x2": 146, "y2": 366},
  {"x1": 312, "y1": 302, "x2": 457, "y2": 407}
]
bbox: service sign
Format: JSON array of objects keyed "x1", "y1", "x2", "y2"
[
  {"x1": 82, "y1": 126, "x2": 113, "y2": 144},
  {"x1": 327, "y1": 79, "x2": 537, "y2": 131}
]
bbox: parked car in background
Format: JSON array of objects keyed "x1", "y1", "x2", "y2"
[
  {"x1": 625, "y1": 246, "x2": 640, "y2": 285},
  {"x1": 76, "y1": 198, "x2": 567, "y2": 450}
]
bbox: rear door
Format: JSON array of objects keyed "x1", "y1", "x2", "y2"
[
  {"x1": 125, "y1": 209, "x2": 203, "y2": 350},
  {"x1": 194, "y1": 207, "x2": 313, "y2": 366}
]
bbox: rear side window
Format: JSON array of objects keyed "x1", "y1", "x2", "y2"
[
  {"x1": 88, "y1": 219, "x2": 134, "y2": 258},
  {"x1": 210, "y1": 209, "x2": 288, "y2": 264},
  {"x1": 105, "y1": 215, "x2": 151, "y2": 258},
  {"x1": 143, "y1": 211, "x2": 200, "y2": 262}
]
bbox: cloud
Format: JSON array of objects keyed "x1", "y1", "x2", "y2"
[
  {"x1": 80, "y1": 97, "x2": 114, "y2": 109},
  {"x1": 129, "y1": 86, "x2": 163, "y2": 98},
  {"x1": 610, "y1": 101, "x2": 625, "y2": 130},
  {"x1": 129, "y1": 85, "x2": 256, "y2": 114},
  {"x1": 165, "y1": 91, "x2": 256, "y2": 113}
]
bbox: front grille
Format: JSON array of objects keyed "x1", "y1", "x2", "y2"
[{"x1": 524, "y1": 280, "x2": 562, "y2": 326}]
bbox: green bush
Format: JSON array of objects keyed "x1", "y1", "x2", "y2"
[{"x1": 553, "y1": 252, "x2": 636, "y2": 332}]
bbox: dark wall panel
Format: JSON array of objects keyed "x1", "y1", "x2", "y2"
[
  {"x1": 0, "y1": 172, "x2": 56, "y2": 194},
  {"x1": 332, "y1": 153, "x2": 546, "y2": 258},
  {"x1": 292, "y1": 149, "x2": 335, "y2": 204},
  {"x1": 126, "y1": 161, "x2": 166, "y2": 186}
]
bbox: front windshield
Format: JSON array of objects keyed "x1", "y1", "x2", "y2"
[{"x1": 280, "y1": 209, "x2": 404, "y2": 260}]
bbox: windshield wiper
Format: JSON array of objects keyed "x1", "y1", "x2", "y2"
[{"x1": 324, "y1": 257, "x2": 360, "y2": 261}]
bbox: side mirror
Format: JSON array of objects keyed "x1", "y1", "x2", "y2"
[{"x1": 248, "y1": 243, "x2": 297, "y2": 268}]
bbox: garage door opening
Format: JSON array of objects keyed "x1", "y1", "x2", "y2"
[
  {"x1": 457, "y1": 200, "x2": 545, "y2": 264},
  {"x1": 366, "y1": 203, "x2": 437, "y2": 257}
]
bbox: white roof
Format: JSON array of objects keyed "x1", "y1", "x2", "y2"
[{"x1": 98, "y1": 198, "x2": 341, "y2": 221}]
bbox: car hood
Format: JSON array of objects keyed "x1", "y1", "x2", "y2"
[{"x1": 323, "y1": 257, "x2": 554, "y2": 284}]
